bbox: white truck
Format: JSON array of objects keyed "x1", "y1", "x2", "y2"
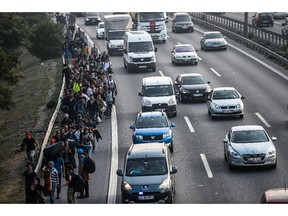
[
  {"x1": 281, "y1": 17, "x2": 288, "y2": 36},
  {"x1": 103, "y1": 14, "x2": 132, "y2": 55},
  {"x1": 130, "y1": 12, "x2": 167, "y2": 43}
]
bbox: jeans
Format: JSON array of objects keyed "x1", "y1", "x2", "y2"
[
  {"x1": 27, "y1": 150, "x2": 36, "y2": 164},
  {"x1": 106, "y1": 101, "x2": 112, "y2": 116},
  {"x1": 50, "y1": 182, "x2": 57, "y2": 204}
]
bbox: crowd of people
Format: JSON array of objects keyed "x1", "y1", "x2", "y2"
[{"x1": 19, "y1": 14, "x2": 118, "y2": 204}]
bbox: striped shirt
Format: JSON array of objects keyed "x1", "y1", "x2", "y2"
[{"x1": 50, "y1": 167, "x2": 59, "y2": 184}]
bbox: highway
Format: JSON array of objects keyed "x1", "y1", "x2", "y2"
[{"x1": 56, "y1": 13, "x2": 288, "y2": 204}]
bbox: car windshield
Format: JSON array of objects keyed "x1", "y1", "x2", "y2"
[
  {"x1": 126, "y1": 158, "x2": 168, "y2": 176},
  {"x1": 175, "y1": 15, "x2": 191, "y2": 22},
  {"x1": 175, "y1": 45, "x2": 194, "y2": 52},
  {"x1": 129, "y1": 41, "x2": 154, "y2": 52},
  {"x1": 212, "y1": 90, "x2": 240, "y2": 100},
  {"x1": 205, "y1": 33, "x2": 223, "y2": 39},
  {"x1": 86, "y1": 12, "x2": 99, "y2": 16},
  {"x1": 139, "y1": 12, "x2": 164, "y2": 22},
  {"x1": 182, "y1": 76, "x2": 205, "y2": 85},
  {"x1": 109, "y1": 31, "x2": 126, "y2": 40},
  {"x1": 231, "y1": 130, "x2": 269, "y2": 143},
  {"x1": 143, "y1": 85, "x2": 173, "y2": 97},
  {"x1": 98, "y1": 23, "x2": 104, "y2": 28},
  {"x1": 136, "y1": 116, "x2": 169, "y2": 128}
]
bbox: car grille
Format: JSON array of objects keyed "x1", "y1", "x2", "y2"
[
  {"x1": 189, "y1": 89, "x2": 206, "y2": 94},
  {"x1": 220, "y1": 106, "x2": 237, "y2": 109},
  {"x1": 132, "y1": 57, "x2": 151, "y2": 62},
  {"x1": 242, "y1": 154, "x2": 266, "y2": 162},
  {"x1": 152, "y1": 103, "x2": 168, "y2": 109},
  {"x1": 132, "y1": 192, "x2": 160, "y2": 196},
  {"x1": 143, "y1": 135, "x2": 163, "y2": 140}
]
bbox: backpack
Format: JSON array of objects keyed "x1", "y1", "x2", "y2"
[
  {"x1": 83, "y1": 157, "x2": 96, "y2": 173},
  {"x1": 70, "y1": 173, "x2": 85, "y2": 192}
]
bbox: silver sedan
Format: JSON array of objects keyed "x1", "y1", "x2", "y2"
[
  {"x1": 96, "y1": 22, "x2": 105, "y2": 39},
  {"x1": 171, "y1": 44, "x2": 198, "y2": 65},
  {"x1": 207, "y1": 87, "x2": 244, "y2": 119},
  {"x1": 200, "y1": 31, "x2": 227, "y2": 51},
  {"x1": 223, "y1": 125, "x2": 277, "y2": 170}
]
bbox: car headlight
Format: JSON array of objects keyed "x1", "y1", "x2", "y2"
[
  {"x1": 85, "y1": 18, "x2": 89, "y2": 21},
  {"x1": 267, "y1": 146, "x2": 276, "y2": 156},
  {"x1": 135, "y1": 134, "x2": 143, "y2": 140},
  {"x1": 150, "y1": 55, "x2": 155, "y2": 61},
  {"x1": 109, "y1": 44, "x2": 116, "y2": 48},
  {"x1": 228, "y1": 147, "x2": 241, "y2": 158},
  {"x1": 129, "y1": 56, "x2": 133, "y2": 62},
  {"x1": 235, "y1": 104, "x2": 241, "y2": 108},
  {"x1": 163, "y1": 131, "x2": 171, "y2": 138},
  {"x1": 143, "y1": 98, "x2": 152, "y2": 106},
  {"x1": 211, "y1": 102, "x2": 220, "y2": 109},
  {"x1": 159, "y1": 179, "x2": 170, "y2": 190},
  {"x1": 122, "y1": 181, "x2": 132, "y2": 190},
  {"x1": 181, "y1": 88, "x2": 190, "y2": 94},
  {"x1": 168, "y1": 97, "x2": 176, "y2": 105}
]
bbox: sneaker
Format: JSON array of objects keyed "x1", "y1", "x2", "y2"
[{"x1": 77, "y1": 195, "x2": 85, "y2": 199}]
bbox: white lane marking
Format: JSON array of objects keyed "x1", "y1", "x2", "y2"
[
  {"x1": 184, "y1": 116, "x2": 195, "y2": 133},
  {"x1": 255, "y1": 112, "x2": 271, "y2": 128},
  {"x1": 107, "y1": 105, "x2": 118, "y2": 204},
  {"x1": 159, "y1": 71, "x2": 164, "y2": 76},
  {"x1": 198, "y1": 56, "x2": 202, "y2": 61},
  {"x1": 210, "y1": 67, "x2": 221, "y2": 77},
  {"x1": 200, "y1": 154, "x2": 213, "y2": 178},
  {"x1": 229, "y1": 43, "x2": 288, "y2": 81}
]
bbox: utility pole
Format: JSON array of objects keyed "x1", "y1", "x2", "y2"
[{"x1": 244, "y1": 12, "x2": 248, "y2": 37}]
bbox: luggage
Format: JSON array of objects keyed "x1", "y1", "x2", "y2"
[
  {"x1": 70, "y1": 173, "x2": 85, "y2": 192},
  {"x1": 83, "y1": 157, "x2": 96, "y2": 173},
  {"x1": 43, "y1": 141, "x2": 63, "y2": 160}
]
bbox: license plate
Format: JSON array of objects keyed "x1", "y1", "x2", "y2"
[
  {"x1": 139, "y1": 65, "x2": 147, "y2": 68},
  {"x1": 193, "y1": 93, "x2": 203, "y2": 97},
  {"x1": 223, "y1": 110, "x2": 233, "y2": 113},
  {"x1": 248, "y1": 157, "x2": 261, "y2": 162},
  {"x1": 138, "y1": 195, "x2": 154, "y2": 200}
]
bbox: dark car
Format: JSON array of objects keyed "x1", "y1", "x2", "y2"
[
  {"x1": 271, "y1": 12, "x2": 288, "y2": 20},
  {"x1": 172, "y1": 12, "x2": 194, "y2": 33},
  {"x1": 174, "y1": 73, "x2": 211, "y2": 102},
  {"x1": 116, "y1": 142, "x2": 177, "y2": 203},
  {"x1": 74, "y1": 12, "x2": 86, "y2": 17},
  {"x1": 84, "y1": 12, "x2": 101, "y2": 25},
  {"x1": 252, "y1": 12, "x2": 274, "y2": 27}
]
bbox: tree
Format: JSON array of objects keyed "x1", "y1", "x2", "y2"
[
  {"x1": 28, "y1": 19, "x2": 63, "y2": 60},
  {"x1": 0, "y1": 13, "x2": 28, "y2": 110}
]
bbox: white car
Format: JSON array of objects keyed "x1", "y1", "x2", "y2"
[
  {"x1": 207, "y1": 87, "x2": 244, "y2": 119},
  {"x1": 171, "y1": 44, "x2": 198, "y2": 65},
  {"x1": 200, "y1": 31, "x2": 227, "y2": 51},
  {"x1": 96, "y1": 22, "x2": 105, "y2": 39}
]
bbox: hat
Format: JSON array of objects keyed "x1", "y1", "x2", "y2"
[
  {"x1": 64, "y1": 113, "x2": 69, "y2": 118},
  {"x1": 50, "y1": 138, "x2": 56, "y2": 144},
  {"x1": 77, "y1": 148, "x2": 84, "y2": 154},
  {"x1": 26, "y1": 131, "x2": 31, "y2": 137}
]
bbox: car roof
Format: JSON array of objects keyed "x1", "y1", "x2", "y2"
[
  {"x1": 142, "y1": 76, "x2": 172, "y2": 85},
  {"x1": 174, "y1": 12, "x2": 189, "y2": 16},
  {"x1": 264, "y1": 188, "x2": 288, "y2": 203},
  {"x1": 138, "y1": 111, "x2": 167, "y2": 118},
  {"x1": 175, "y1": 44, "x2": 193, "y2": 47},
  {"x1": 178, "y1": 73, "x2": 203, "y2": 78},
  {"x1": 213, "y1": 87, "x2": 236, "y2": 91},
  {"x1": 127, "y1": 143, "x2": 167, "y2": 159},
  {"x1": 231, "y1": 125, "x2": 265, "y2": 132},
  {"x1": 204, "y1": 31, "x2": 221, "y2": 34}
]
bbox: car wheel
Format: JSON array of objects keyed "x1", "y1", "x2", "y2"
[
  {"x1": 239, "y1": 114, "x2": 244, "y2": 119},
  {"x1": 228, "y1": 163, "x2": 234, "y2": 170},
  {"x1": 162, "y1": 40, "x2": 166, "y2": 43},
  {"x1": 124, "y1": 59, "x2": 127, "y2": 69},
  {"x1": 271, "y1": 161, "x2": 277, "y2": 169},
  {"x1": 179, "y1": 94, "x2": 184, "y2": 103},
  {"x1": 169, "y1": 143, "x2": 174, "y2": 153},
  {"x1": 194, "y1": 61, "x2": 198, "y2": 65},
  {"x1": 173, "y1": 111, "x2": 177, "y2": 117},
  {"x1": 208, "y1": 109, "x2": 211, "y2": 115},
  {"x1": 224, "y1": 151, "x2": 227, "y2": 161},
  {"x1": 211, "y1": 115, "x2": 216, "y2": 120}
]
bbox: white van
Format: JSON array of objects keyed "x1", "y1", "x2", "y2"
[
  {"x1": 138, "y1": 76, "x2": 177, "y2": 117},
  {"x1": 123, "y1": 31, "x2": 157, "y2": 73}
]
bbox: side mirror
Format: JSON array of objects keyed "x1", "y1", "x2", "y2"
[
  {"x1": 154, "y1": 47, "x2": 158, "y2": 52},
  {"x1": 271, "y1": 137, "x2": 277, "y2": 141},
  {"x1": 170, "y1": 123, "x2": 176, "y2": 127},
  {"x1": 282, "y1": 23, "x2": 286, "y2": 26},
  {"x1": 123, "y1": 49, "x2": 127, "y2": 54},
  {"x1": 138, "y1": 92, "x2": 142, "y2": 96},
  {"x1": 129, "y1": 125, "x2": 135, "y2": 130},
  {"x1": 207, "y1": 81, "x2": 211, "y2": 84},
  {"x1": 116, "y1": 169, "x2": 123, "y2": 176},
  {"x1": 241, "y1": 96, "x2": 245, "y2": 99},
  {"x1": 223, "y1": 138, "x2": 228, "y2": 143},
  {"x1": 170, "y1": 166, "x2": 177, "y2": 174}
]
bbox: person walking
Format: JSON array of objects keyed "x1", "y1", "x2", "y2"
[
  {"x1": 33, "y1": 178, "x2": 46, "y2": 203},
  {"x1": 66, "y1": 164, "x2": 76, "y2": 203},
  {"x1": 77, "y1": 149, "x2": 90, "y2": 198},
  {"x1": 53, "y1": 155, "x2": 65, "y2": 199},
  {"x1": 105, "y1": 88, "x2": 114, "y2": 117},
  {"x1": 22, "y1": 162, "x2": 37, "y2": 203},
  {"x1": 47, "y1": 161, "x2": 59, "y2": 204},
  {"x1": 17, "y1": 131, "x2": 40, "y2": 165}
]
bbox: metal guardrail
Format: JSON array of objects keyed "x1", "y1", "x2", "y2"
[
  {"x1": 190, "y1": 12, "x2": 288, "y2": 47},
  {"x1": 188, "y1": 13, "x2": 288, "y2": 68}
]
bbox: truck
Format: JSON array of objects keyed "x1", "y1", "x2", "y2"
[
  {"x1": 130, "y1": 12, "x2": 167, "y2": 43},
  {"x1": 281, "y1": 17, "x2": 288, "y2": 36},
  {"x1": 103, "y1": 14, "x2": 132, "y2": 56}
]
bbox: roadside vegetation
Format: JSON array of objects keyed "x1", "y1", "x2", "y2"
[{"x1": 0, "y1": 12, "x2": 63, "y2": 203}]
